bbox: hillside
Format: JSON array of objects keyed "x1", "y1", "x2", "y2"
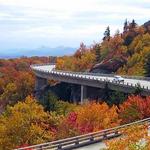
[{"x1": 56, "y1": 20, "x2": 150, "y2": 76}]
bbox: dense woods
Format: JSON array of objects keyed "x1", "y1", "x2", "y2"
[
  {"x1": 1, "y1": 95, "x2": 150, "y2": 149},
  {"x1": 0, "y1": 57, "x2": 51, "y2": 113},
  {"x1": 0, "y1": 20, "x2": 150, "y2": 149}
]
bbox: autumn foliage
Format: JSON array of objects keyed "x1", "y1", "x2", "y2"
[
  {"x1": 0, "y1": 96, "x2": 56, "y2": 149},
  {"x1": 0, "y1": 57, "x2": 51, "y2": 112},
  {"x1": 56, "y1": 43, "x2": 96, "y2": 72},
  {"x1": 119, "y1": 95, "x2": 150, "y2": 124},
  {"x1": 105, "y1": 123, "x2": 148, "y2": 150},
  {"x1": 0, "y1": 94, "x2": 150, "y2": 149},
  {"x1": 75, "y1": 102, "x2": 120, "y2": 133},
  {"x1": 57, "y1": 102, "x2": 120, "y2": 139}
]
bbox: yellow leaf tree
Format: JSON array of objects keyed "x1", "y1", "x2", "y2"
[{"x1": 0, "y1": 96, "x2": 58, "y2": 150}]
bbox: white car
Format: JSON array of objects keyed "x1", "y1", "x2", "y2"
[{"x1": 113, "y1": 75, "x2": 124, "y2": 83}]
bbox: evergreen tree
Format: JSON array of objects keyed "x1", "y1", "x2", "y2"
[
  {"x1": 103, "y1": 26, "x2": 110, "y2": 41},
  {"x1": 94, "y1": 44, "x2": 101, "y2": 62},
  {"x1": 102, "y1": 83, "x2": 110, "y2": 103},
  {"x1": 131, "y1": 19, "x2": 137, "y2": 28},
  {"x1": 40, "y1": 91, "x2": 58, "y2": 111},
  {"x1": 110, "y1": 91, "x2": 127, "y2": 106},
  {"x1": 123, "y1": 19, "x2": 128, "y2": 32}
]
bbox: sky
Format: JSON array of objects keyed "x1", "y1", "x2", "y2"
[{"x1": 0, "y1": 0, "x2": 150, "y2": 52}]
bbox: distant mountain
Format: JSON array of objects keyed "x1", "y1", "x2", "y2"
[
  {"x1": 0, "y1": 46, "x2": 77, "y2": 58},
  {"x1": 24, "y1": 46, "x2": 77, "y2": 56}
]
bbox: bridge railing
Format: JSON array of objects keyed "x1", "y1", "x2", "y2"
[
  {"x1": 30, "y1": 63, "x2": 56, "y2": 68},
  {"x1": 15, "y1": 117, "x2": 150, "y2": 150}
]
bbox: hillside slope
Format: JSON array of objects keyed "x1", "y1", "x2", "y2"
[{"x1": 56, "y1": 20, "x2": 150, "y2": 76}]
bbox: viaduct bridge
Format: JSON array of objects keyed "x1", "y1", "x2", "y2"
[{"x1": 31, "y1": 64, "x2": 150, "y2": 103}]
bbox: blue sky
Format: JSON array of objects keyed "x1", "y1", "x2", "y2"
[{"x1": 0, "y1": 0, "x2": 150, "y2": 52}]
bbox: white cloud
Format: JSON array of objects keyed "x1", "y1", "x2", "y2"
[{"x1": 0, "y1": 0, "x2": 149, "y2": 49}]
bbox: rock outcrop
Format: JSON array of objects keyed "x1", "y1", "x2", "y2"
[{"x1": 90, "y1": 56, "x2": 127, "y2": 74}]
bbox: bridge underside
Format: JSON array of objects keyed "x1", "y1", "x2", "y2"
[
  {"x1": 35, "y1": 77, "x2": 90, "y2": 103},
  {"x1": 34, "y1": 76, "x2": 126, "y2": 104}
]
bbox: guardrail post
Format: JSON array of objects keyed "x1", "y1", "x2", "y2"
[
  {"x1": 103, "y1": 131, "x2": 107, "y2": 140},
  {"x1": 114, "y1": 130, "x2": 119, "y2": 135},
  {"x1": 90, "y1": 135, "x2": 94, "y2": 142},
  {"x1": 39, "y1": 145, "x2": 43, "y2": 150},
  {"x1": 58, "y1": 144, "x2": 62, "y2": 150},
  {"x1": 75, "y1": 138, "x2": 79, "y2": 145}
]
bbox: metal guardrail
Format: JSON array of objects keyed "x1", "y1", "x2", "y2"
[
  {"x1": 16, "y1": 117, "x2": 150, "y2": 150},
  {"x1": 30, "y1": 63, "x2": 56, "y2": 68}
]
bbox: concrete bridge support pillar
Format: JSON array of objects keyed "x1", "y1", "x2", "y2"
[
  {"x1": 35, "y1": 76, "x2": 48, "y2": 91},
  {"x1": 81, "y1": 85, "x2": 87, "y2": 104}
]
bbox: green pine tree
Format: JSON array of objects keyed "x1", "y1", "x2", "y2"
[
  {"x1": 123, "y1": 19, "x2": 128, "y2": 32},
  {"x1": 131, "y1": 19, "x2": 137, "y2": 28},
  {"x1": 103, "y1": 26, "x2": 110, "y2": 41},
  {"x1": 94, "y1": 44, "x2": 101, "y2": 62}
]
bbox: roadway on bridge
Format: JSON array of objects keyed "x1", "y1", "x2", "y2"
[{"x1": 32, "y1": 65, "x2": 150, "y2": 90}]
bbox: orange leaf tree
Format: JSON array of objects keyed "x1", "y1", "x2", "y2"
[
  {"x1": 58, "y1": 102, "x2": 120, "y2": 137},
  {"x1": 119, "y1": 95, "x2": 150, "y2": 124}
]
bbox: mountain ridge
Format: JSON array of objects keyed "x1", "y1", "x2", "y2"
[{"x1": 0, "y1": 46, "x2": 77, "y2": 58}]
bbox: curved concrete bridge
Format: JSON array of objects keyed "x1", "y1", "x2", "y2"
[{"x1": 31, "y1": 64, "x2": 150, "y2": 103}]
